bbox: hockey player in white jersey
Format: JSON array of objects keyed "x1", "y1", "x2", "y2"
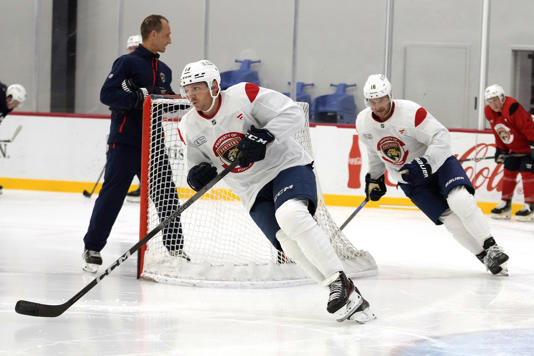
[
  {"x1": 178, "y1": 59, "x2": 374, "y2": 323},
  {"x1": 356, "y1": 74, "x2": 509, "y2": 275}
]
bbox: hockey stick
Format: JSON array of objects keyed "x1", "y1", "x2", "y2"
[
  {"x1": 0, "y1": 125, "x2": 22, "y2": 143},
  {"x1": 15, "y1": 159, "x2": 239, "y2": 317},
  {"x1": 82, "y1": 165, "x2": 106, "y2": 198},
  {"x1": 458, "y1": 153, "x2": 527, "y2": 162},
  {"x1": 339, "y1": 198, "x2": 369, "y2": 231}
]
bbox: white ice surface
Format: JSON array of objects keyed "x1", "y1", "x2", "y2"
[{"x1": 1, "y1": 190, "x2": 534, "y2": 356}]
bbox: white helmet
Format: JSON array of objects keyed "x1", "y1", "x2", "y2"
[
  {"x1": 484, "y1": 84, "x2": 505, "y2": 102},
  {"x1": 126, "y1": 34, "x2": 142, "y2": 49},
  {"x1": 180, "y1": 59, "x2": 221, "y2": 89},
  {"x1": 363, "y1": 74, "x2": 392, "y2": 100},
  {"x1": 6, "y1": 84, "x2": 27, "y2": 104}
]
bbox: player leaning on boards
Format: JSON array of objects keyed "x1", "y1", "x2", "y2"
[
  {"x1": 356, "y1": 74, "x2": 510, "y2": 275},
  {"x1": 81, "y1": 14, "x2": 188, "y2": 273},
  {"x1": 178, "y1": 59, "x2": 374, "y2": 323},
  {"x1": 0, "y1": 81, "x2": 26, "y2": 195},
  {"x1": 484, "y1": 84, "x2": 534, "y2": 221}
]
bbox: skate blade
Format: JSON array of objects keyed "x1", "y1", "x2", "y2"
[
  {"x1": 515, "y1": 215, "x2": 534, "y2": 222},
  {"x1": 496, "y1": 263, "x2": 509, "y2": 276},
  {"x1": 490, "y1": 213, "x2": 511, "y2": 220},
  {"x1": 335, "y1": 293, "x2": 363, "y2": 322},
  {"x1": 125, "y1": 197, "x2": 140, "y2": 203},
  {"x1": 349, "y1": 306, "x2": 377, "y2": 324},
  {"x1": 83, "y1": 262, "x2": 99, "y2": 273}
]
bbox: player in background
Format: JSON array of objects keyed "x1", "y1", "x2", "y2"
[
  {"x1": 356, "y1": 74, "x2": 510, "y2": 275},
  {"x1": 0, "y1": 82, "x2": 26, "y2": 195},
  {"x1": 178, "y1": 59, "x2": 375, "y2": 324},
  {"x1": 126, "y1": 34, "x2": 142, "y2": 53},
  {"x1": 484, "y1": 84, "x2": 534, "y2": 221},
  {"x1": 82, "y1": 15, "x2": 188, "y2": 272},
  {"x1": 124, "y1": 34, "x2": 143, "y2": 200}
]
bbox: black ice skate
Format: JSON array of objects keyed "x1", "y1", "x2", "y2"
[
  {"x1": 490, "y1": 200, "x2": 511, "y2": 220},
  {"x1": 327, "y1": 271, "x2": 376, "y2": 323},
  {"x1": 82, "y1": 249, "x2": 103, "y2": 273},
  {"x1": 477, "y1": 238, "x2": 509, "y2": 275},
  {"x1": 515, "y1": 203, "x2": 534, "y2": 222},
  {"x1": 126, "y1": 187, "x2": 140, "y2": 203}
]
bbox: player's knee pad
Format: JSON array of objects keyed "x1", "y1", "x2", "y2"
[
  {"x1": 446, "y1": 186, "x2": 478, "y2": 218},
  {"x1": 275, "y1": 198, "x2": 315, "y2": 239}
]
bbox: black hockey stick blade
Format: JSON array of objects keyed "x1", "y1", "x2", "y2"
[
  {"x1": 82, "y1": 165, "x2": 106, "y2": 198},
  {"x1": 15, "y1": 300, "x2": 68, "y2": 318},
  {"x1": 82, "y1": 190, "x2": 92, "y2": 198},
  {"x1": 15, "y1": 159, "x2": 239, "y2": 317},
  {"x1": 339, "y1": 198, "x2": 368, "y2": 231}
]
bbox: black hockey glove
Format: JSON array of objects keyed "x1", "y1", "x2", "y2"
[
  {"x1": 400, "y1": 157, "x2": 432, "y2": 185},
  {"x1": 365, "y1": 173, "x2": 386, "y2": 201},
  {"x1": 122, "y1": 79, "x2": 148, "y2": 108},
  {"x1": 237, "y1": 125, "x2": 275, "y2": 167},
  {"x1": 187, "y1": 162, "x2": 217, "y2": 191},
  {"x1": 494, "y1": 147, "x2": 508, "y2": 164}
]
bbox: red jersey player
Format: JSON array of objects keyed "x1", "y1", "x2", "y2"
[{"x1": 484, "y1": 84, "x2": 534, "y2": 221}]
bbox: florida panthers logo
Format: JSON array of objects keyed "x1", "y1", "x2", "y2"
[
  {"x1": 377, "y1": 136, "x2": 409, "y2": 165},
  {"x1": 494, "y1": 123, "x2": 514, "y2": 144},
  {"x1": 213, "y1": 132, "x2": 249, "y2": 173}
]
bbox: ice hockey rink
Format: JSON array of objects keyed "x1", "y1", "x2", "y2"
[{"x1": 1, "y1": 190, "x2": 533, "y2": 356}]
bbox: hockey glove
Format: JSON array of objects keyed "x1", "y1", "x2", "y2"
[
  {"x1": 365, "y1": 173, "x2": 386, "y2": 201},
  {"x1": 494, "y1": 147, "x2": 508, "y2": 164},
  {"x1": 400, "y1": 157, "x2": 432, "y2": 185},
  {"x1": 122, "y1": 79, "x2": 148, "y2": 108},
  {"x1": 237, "y1": 125, "x2": 275, "y2": 167},
  {"x1": 187, "y1": 162, "x2": 217, "y2": 192}
]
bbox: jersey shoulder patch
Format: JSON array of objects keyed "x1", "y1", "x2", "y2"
[
  {"x1": 245, "y1": 83, "x2": 260, "y2": 103},
  {"x1": 414, "y1": 107, "x2": 427, "y2": 127}
]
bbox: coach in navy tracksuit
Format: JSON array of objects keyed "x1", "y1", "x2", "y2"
[{"x1": 82, "y1": 15, "x2": 187, "y2": 271}]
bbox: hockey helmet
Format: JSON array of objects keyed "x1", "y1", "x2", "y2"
[
  {"x1": 126, "y1": 34, "x2": 142, "y2": 49},
  {"x1": 484, "y1": 84, "x2": 505, "y2": 102},
  {"x1": 180, "y1": 59, "x2": 221, "y2": 91},
  {"x1": 6, "y1": 84, "x2": 27, "y2": 104},
  {"x1": 363, "y1": 74, "x2": 392, "y2": 100}
]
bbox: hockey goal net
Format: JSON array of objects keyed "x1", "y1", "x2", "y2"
[{"x1": 138, "y1": 94, "x2": 376, "y2": 287}]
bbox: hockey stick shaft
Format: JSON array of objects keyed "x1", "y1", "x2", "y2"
[
  {"x1": 15, "y1": 159, "x2": 239, "y2": 317},
  {"x1": 458, "y1": 153, "x2": 527, "y2": 162},
  {"x1": 339, "y1": 198, "x2": 368, "y2": 231},
  {"x1": 83, "y1": 165, "x2": 106, "y2": 197},
  {"x1": 0, "y1": 125, "x2": 22, "y2": 143}
]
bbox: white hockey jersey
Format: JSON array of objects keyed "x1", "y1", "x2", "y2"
[
  {"x1": 355, "y1": 99, "x2": 452, "y2": 184},
  {"x1": 179, "y1": 82, "x2": 312, "y2": 211}
]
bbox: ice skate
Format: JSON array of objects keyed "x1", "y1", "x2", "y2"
[
  {"x1": 168, "y1": 249, "x2": 191, "y2": 262},
  {"x1": 82, "y1": 249, "x2": 102, "y2": 273},
  {"x1": 0, "y1": 185, "x2": 3, "y2": 195},
  {"x1": 490, "y1": 200, "x2": 511, "y2": 220},
  {"x1": 327, "y1": 271, "x2": 375, "y2": 323},
  {"x1": 126, "y1": 187, "x2": 140, "y2": 203},
  {"x1": 477, "y1": 239, "x2": 509, "y2": 276},
  {"x1": 515, "y1": 203, "x2": 534, "y2": 222}
]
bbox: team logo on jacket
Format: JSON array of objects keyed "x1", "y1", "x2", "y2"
[
  {"x1": 494, "y1": 123, "x2": 513, "y2": 144},
  {"x1": 213, "y1": 132, "x2": 249, "y2": 173},
  {"x1": 377, "y1": 136, "x2": 408, "y2": 165},
  {"x1": 160, "y1": 72, "x2": 166, "y2": 83}
]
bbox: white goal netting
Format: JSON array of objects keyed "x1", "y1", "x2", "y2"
[{"x1": 138, "y1": 95, "x2": 376, "y2": 287}]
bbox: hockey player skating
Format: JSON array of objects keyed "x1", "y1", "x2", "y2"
[
  {"x1": 356, "y1": 74, "x2": 509, "y2": 275},
  {"x1": 178, "y1": 59, "x2": 374, "y2": 323},
  {"x1": 484, "y1": 84, "x2": 534, "y2": 221},
  {"x1": 81, "y1": 15, "x2": 188, "y2": 273},
  {"x1": 1, "y1": 82, "x2": 26, "y2": 195}
]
